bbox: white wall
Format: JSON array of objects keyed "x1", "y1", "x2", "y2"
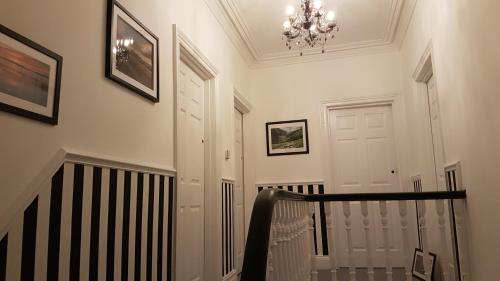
[
  {"x1": 0, "y1": 0, "x2": 251, "y2": 219},
  {"x1": 249, "y1": 51, "x2": 410, "y2": 192},
  {"x1": 400, "y1": 0, "x2": 500, "y2": 279}
]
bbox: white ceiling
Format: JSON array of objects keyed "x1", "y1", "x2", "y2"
[{"x1": 210, "y1": 0, "x2": 415, "y2": 66}]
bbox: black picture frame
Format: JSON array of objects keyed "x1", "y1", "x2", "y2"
[
  {"x1": 0, "y1": 24, "x2": 63, "y2": 125},
  {"x1": 105, "y1": 0, "x2": 160, "y2": 103},
  {"x1": 412, "y1": 248, "x2": 437, "y2": 281},
  {"x1": 266, "y1": 119, "x2": 310, "y2": 156}
]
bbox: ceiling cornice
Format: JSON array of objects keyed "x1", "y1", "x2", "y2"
[
  {"x1": 202, "y1": 0, "x2": 255, "y2": 64},
  {"x1": 205, "y1": 0, "x2": 416, "y2": 68}
]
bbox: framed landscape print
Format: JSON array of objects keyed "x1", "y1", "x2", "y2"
[
  {"x1": 0, "y1": 24, "x2": 63, "y2": 125},
  {"x1": 106, "y1": 0, "x2": 159, "y2": 102},
  {"x1": 412, "y1": 248, "x2": 437, "y2": 281},
  {"x1": 266, "y1": 119, "x2": 309, "y2": 156}
]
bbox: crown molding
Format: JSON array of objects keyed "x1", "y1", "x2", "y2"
[
  {"x1": 202, "y1": 0, "x2": 255, "y2": 64},
  {"x1": 205, "y1": 0, "x2": 415, "y2": 68},
  {"x1": 251, "y1": 43, "x2": 399, "y2": 69}
]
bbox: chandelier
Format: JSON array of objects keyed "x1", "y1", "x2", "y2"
[
  {"x1": 282, "y1": 0, "x2": 339, "y2": 55},
  {"x1": 113, "y1": 38, "x2": 134, "y2": 64}
]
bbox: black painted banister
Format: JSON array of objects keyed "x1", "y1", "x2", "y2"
[{"x1": 240, "y1": 189, "x2": 466, "y2": 281}]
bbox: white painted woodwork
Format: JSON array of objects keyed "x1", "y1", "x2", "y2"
[
  {"x1": 177, "y1": 61, "x2": 206, "y2": 281},
  {"x1": 361, "y1": 201, "x2": 375, "y2": 281},
  {"x1": 436, "y1": 200, "x2": 451, "y2": 281},
  {"x1": 234, "y1": 108, "x2": 246, "y2": 274},
  {"x1": 379, "y1": 201, "x2": 393, "y2": 281},
  {"x1": 308, "y1": 202, "x2": 319, "y2": 281},
  {"x1": 398, "y1": 201, "x2": 413, "y2": 281},
  {"x1": 342, "y1": 202, "x2": 356, "y2": 281},
  {"x1": 426, "y1": 76, "x2": 447, "y2": 190},
  {"x1": 329, "y1": 105, "x2": 403, "y2": 267},
  {"x1": 325, "y1": 203, "x2": 338, "y2": 281}
]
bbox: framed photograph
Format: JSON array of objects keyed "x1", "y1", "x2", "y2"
[
  {"x1": 106, "y1": 0, "x2": 159, "y2": 102},
  {"x1": 412, "y1": 248, "x2": 437, "y2": 281},
  {"x1": 0, "y1": 24, "x2": 63, "y2": 125},
  {"x1": 266, "y1": 119, "x2": 309, "y2": 156}
]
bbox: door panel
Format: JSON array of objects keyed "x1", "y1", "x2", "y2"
[
  {"x1": 177, "y1": 61, "x2": 205, "y2": 281},
  {"x1": 329, "y1": 105, "x2": 403, "y2": 267},
  {"x1": 234, "y1": 108, "x2": 245, "y2": 274}
]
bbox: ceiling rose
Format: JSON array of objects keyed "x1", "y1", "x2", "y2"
[{"x1": 282, "y1": 0, "x2": 340, "y2": 56}]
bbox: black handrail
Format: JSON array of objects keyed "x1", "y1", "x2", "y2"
[{"x1": 240, "y1": 189, "x2": 466, "y2": 281}]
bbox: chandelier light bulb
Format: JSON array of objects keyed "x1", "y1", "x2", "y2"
[
  {"x1": 310, "y1": 24, "x2": 317, "y2": 31},
  {"x1": 286, "y1": 5, "x2": 295, "y2": 16},
  {"x1": 313, "y1": 0, "x2": 322, "y2": 9},
  {"x1": 283, "y1": 20, "x2": 292, "y2": 29},
  {"x1": 327, "y1": 10, "x2": 335, "y2": 21}
]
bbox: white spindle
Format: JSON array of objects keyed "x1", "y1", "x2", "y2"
[
  {"x1": 308, "y1": 202, "x2": 319, "y2": 281},
  {"x1": 379, "y1": 201, "x2": 393, "y2": 281},
  {"x1": 342, "y1": 201, "x2": 356, "y2": 281},
  {"x1": 419, "y1": 200, "x2": 431, "y2": 280},
  {"x1": 398, "y1": 201, "x2": 412, "y2": 281},
  {"x1": 436, "y1": 200, "x2": 451, "y2": 281},
  {"x1": 454, "y1": 199, "x2": 470, "y2": 281},
  {"x1": 361, "y1": 201, "x2": 374, "y2": 281},
  {"x1": 277, "y1": 202, "x2": 288, "y2": 281},
  {"x1": 291, "y1": 202, "x2": 299, "y2": 281},
  {"x1": 325, "y1": 202, "x2": 337, "y2": 281}
]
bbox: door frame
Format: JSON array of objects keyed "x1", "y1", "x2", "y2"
[
  {"x1": 233, "y1": 88, "x2": 251, "y2": 275},
  {"x1": 320, "y1": 95, "x2": 405, "y2": 195},
  {"x1": 173, "y1": 25, "x2": 220, "y2": 281},
  {"x1": 320, "y1": 95, "x2": 406, "y2": 267},
  {"x1": 413, "y1": 40, "x2": 447, "y2": 191}
]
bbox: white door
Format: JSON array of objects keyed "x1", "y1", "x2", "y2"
[
  {"x1": 329, "y1": 105, "x2": 403, "y2": 267},
  {"x1": 177, "y1": 61, "x2": 205, "y2": 281},
  {"x1": 427, "y1": 76, "x2": 447, "y2": 190},
  {"x1": 233, "y1": 108, "x2": 245, "y2": 275}
]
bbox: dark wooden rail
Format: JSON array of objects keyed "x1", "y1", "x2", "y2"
[{"x1": 240, "y1": 189, "x2": 466, "y2": 281}]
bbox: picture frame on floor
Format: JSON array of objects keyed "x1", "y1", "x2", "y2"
[
  {"x1": 105, "y1": 0, "x2": 159, "y2": 102},
  {"x1": 266, "y1": 119, "x2": 309, "y2": 156},
  {"x1": 412, "y1": 248, "x2": 437, "y2": 281},
  {"x1": 0, "y1": 24, "x2": 63, "y2": 125}
]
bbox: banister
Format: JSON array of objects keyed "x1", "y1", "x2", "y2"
[{"x1": 241, "y1": 189, "x2": 466, "y2": 281}]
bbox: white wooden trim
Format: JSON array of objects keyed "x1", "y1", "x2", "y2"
[
  {"x1": 445, "y1": 161, "x2": 463, "y2": 190},
  {"x1": 0, "y1": 148, "x2": 177, "y2": 239},
  {"x1": 222, "y1": 178, "x2": 236, "y2": 183},
  {"x1": 173, "y1": 24, "x2": 221, "y2": 281},
  {"x1": 413, "y1": 40, "x2": 434, "y2": 82},
  {"x1": 233, "y1": 88, "x2": 252, "y2": 114},
  {"x1": 64, "y1": 148, "x2": 176, "y2": 177},
  {"x1": 319, "y1": 94, "x2": 405, "y2": 194},
  {"x1": 255, "y1": 180, "x2": 324, "y2": 187}
]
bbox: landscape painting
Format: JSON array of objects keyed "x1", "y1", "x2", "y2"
[
  {"x1": 266, "y1": 119, "x2": 309, "y2": 156},
  {"x1": 0, "y1": 24, "x2": 63, "y2": 125},
  {"x1": 0, "y1": 41, "x2": 50, "y2": 106},
  {"x1": 106, "y1": 0, "x2": 159, "y2": 102}
]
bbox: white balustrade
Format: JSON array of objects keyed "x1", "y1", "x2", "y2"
[
  {"x1": 361, "y1": 201, "x2": 375, "y2": 281},
  {"x1": 263, "y1": 196, "x2": 468, "y2": 281},
  {"x1": 325, "y1": 202, "x2": 338, "y2": 281},
  {"x1": 379, "y1": 201, "x2": 393, "y2": 281},
  {"x1": 436, "y1": 200, "x2": 451, "y2": 281},
  {"x1": 398, "y1": 200, "x2": 412, "y2": 281},
  {"x1": 454, "y1": 199, "x2": 470, "y2": 281},
  {"x1": 342, "y1": 201, "x2": 356, "y2": 281}
]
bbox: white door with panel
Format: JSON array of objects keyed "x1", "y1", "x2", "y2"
[
  {"x1": 234, "y1": 108, "x2": 245, "y2": 274},
  {"x1": 427, "y1": 76, "x2": 447, "y2": 190},
  {"x1": 329, "y1": 105, "x2": 403, "y2": 267},
  {"x1": 177, "y1": 61, "x2": 205, "y2": 281}
]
